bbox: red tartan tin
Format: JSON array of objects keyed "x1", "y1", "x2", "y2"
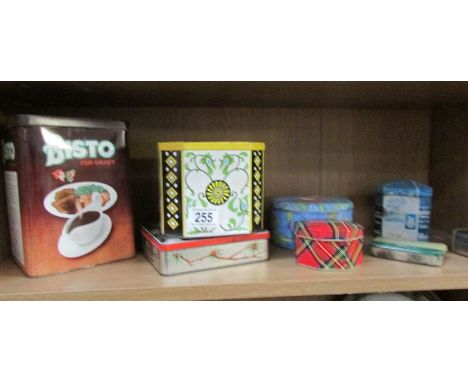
[{"x1": 295, "y1": 220, "x2": 364, "y2": 270}]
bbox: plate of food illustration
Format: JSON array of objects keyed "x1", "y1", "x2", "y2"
[{"x1": 43, "y1": 181, "x2": 118, "y2": 218}]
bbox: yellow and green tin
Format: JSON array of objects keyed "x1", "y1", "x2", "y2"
[{"x1": 158, "y1": 142, "x2": 265, "y2": 238}]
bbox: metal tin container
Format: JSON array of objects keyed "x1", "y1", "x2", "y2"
[
  {"x1": 158, "y1": 142, "x2": 265, "y2": 238},
  {"x1": 374, "y1": 180, "x2": 432, "y2": 241},
  {"x1": 141, "y1": 227, "x2": 270, "y2": 276},
  {"x1": 452, "y1": 228, "x2": 468, "y2": 257},
  {"x1": 295, "y1": 220, "x2": 364, "y2": 270},
  {"x1": 2, "y1": 114, "x2": 135, "y2": 277},
  {"x1": 271, "y1": 196, "x2": 353, "y2": 249},
  {"x1": 369, "y1": 237, "x2": 447, "y2": 267}
]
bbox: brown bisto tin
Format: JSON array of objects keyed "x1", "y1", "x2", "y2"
[{"x1": 1, "y1": 115, "x2": 135, "y2": 277}]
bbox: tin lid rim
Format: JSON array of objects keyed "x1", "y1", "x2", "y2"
[
  {"x1": 272, "y1": 196, "x2": 354, "y2": 213},
  {"x1": 158, "y1": 142, "x2": 265, "y2": 151},
  {"x1": 296, "y1": 234, "x2": 364, "y2": 241},
  {"x1": 141, "y1": 227, "x2": 271, "y2": 251},
  {"x1": 295, "y1": 220, "x2": 364, "y2": 241},
  {"x1": 9, "y1": 114, "x2": 127, "y2": 129},
  {"x1": 376, "y1": 180, "x2": 433, "y2": 197}
]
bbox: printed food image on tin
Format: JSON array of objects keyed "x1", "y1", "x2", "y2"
[
  {"x1": 43, "y1": 182, "x2": 118, "y2": 259},
  {"x1": 45, "y1": 182, "x2": 117, "y2": 217}
]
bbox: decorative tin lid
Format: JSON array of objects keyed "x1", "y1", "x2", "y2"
[
  {"x1": 158, "y1": 142, "x2": 265, "y2": 151},
  {"x1": 272, "y1": 196, "x2": 353, "y2": 213},
  {"x1": 9, "y1": 114, "x2": 126, "y2": 129},
  {"x1": 370, "y1": 237, "x2": 447, "y2": 256},
  {"x1": 141, "y1": 226, "x2": 270, "y2": 251},
  {"x1": 376, "y1": 180, "x2": 432, "y2": 197},
  {"x1": 296, "y1": 220, "x2": 363, "y2": 241}
]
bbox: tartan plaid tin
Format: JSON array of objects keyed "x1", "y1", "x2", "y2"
[{"x1": 295, "y1": 220, "x2": 364, "y2": 270}]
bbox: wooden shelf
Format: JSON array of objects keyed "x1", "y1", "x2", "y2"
[{"x1": 1, "y1": 247, "x2": 468, "y2": 300}]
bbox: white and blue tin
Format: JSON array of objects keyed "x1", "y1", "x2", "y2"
[
  {"x1": 374, "y1": 180, "x2": 432, "y2": 241},
  {"x1": 271, "y1": 196, "x2": 353, "y2": 249}
]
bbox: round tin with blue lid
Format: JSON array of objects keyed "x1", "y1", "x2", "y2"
[{"x1": 271, "y1": 196, "x2": 354, "y2": 249}]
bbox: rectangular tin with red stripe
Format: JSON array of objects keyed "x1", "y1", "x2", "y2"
[
  {"x1": 295, "y1": 220, "x2": 364, "y2": 270},
  {"x1": 141, "y1": 227, "x2": 270, "y2": 276}
]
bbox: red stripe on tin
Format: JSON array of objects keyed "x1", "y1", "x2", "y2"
[{"x1": 141, "y1": 227, "x2": 270, "y2": 251}]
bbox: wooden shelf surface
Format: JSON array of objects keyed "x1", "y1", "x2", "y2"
[{"x1": 1, "y1": 247, "x2": 468, "y2": 300}]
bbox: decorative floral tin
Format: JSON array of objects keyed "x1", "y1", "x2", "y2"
[
  {"x1": 141, "y1": 227, "x2": 270, "y2": 275},
  {"x1": 369, "y1": 237, "x2": 446, "y2": 267},
  {"x1": 295, "y1": 220, "x2": 364, "y2": 270},
  {"x1": 158, "y1": 142, "x2": 265, "y2": 238},
  {"x1": 374, "y1": 180, "x2": 432, "y2": 241},
  {"x1": 271, "y1": 196, "x2": 353, "y2": 249}
]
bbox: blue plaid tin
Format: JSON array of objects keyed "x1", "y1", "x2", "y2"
[{"x1": 271, "y1": 196, "x2": 353, "y2": 249}]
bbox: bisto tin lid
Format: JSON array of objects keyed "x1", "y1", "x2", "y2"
[{"x1": 10, "y1": 114, "x2": 127, "y2": 129}]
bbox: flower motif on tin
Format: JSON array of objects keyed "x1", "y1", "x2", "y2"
[
  {"x1": 205, "y1": 180, "x2": 231, "y2": 205},
  {"x1": 183, "y1": 150, "x2": 251, "y2": 235}
]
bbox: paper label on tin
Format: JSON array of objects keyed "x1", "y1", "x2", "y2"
[
  {"x1": 382, "y1": 195, "x2": 428, "y2": 241},
  {"x1": 187, "y1": 207, "x2": 219, "y2": 233}
]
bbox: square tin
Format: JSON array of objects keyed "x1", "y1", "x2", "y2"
[
  {"x1": 141, "y1": 227, "x2": 270, "y2": 275},
  {"x1": 374, "y1": 180, "x2": 432, "y2": 241},
  {"x1": 1, "y1": 114, "x2": 135, "y2": 277},
  {"x1": 158, "y1": 142, "x2": 265, "y2": 238}
]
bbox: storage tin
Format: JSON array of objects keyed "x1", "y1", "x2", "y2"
[
  {"x1": 452, "y1": 228, "x2": 468, "y2": 257},
  {"x1": 271, "y1": 196, "x2": 353, "y2": 249},
  {"x1": 374, "y1": 180, "x2": 432, "y2": 241},
  {"x1": 1, "y1": 114, "x2": 135, "y2": 277},
  {"x1": 295, "y1": 220, "x2": 364, "y2": 270},
  {"x1": 141, "y1": 227, "x2": 270, "y2": 276},
  {"x1": 158, "y1": 142, "x2": 265, "y2": 238},
  {"x1": 369, "y1": 237, "x2": 446, "y2": 267}
]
